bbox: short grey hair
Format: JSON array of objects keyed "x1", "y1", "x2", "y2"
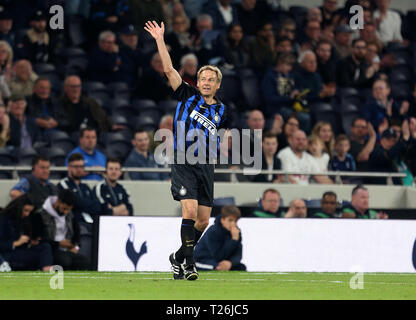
[
  {"x1": 180, "y1": 53, "x2": 198, "y2": 67},
  {"x1": 297, "y1": 50, "x2": 316, "y2": 64},
  {"x1": 99, "y1": 30, "x2": 116, "y2": 42},
  {"x1": 197, "y1": 14, "x2": 213, "y2": 25}
]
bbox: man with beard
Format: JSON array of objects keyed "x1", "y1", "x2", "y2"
[
  {"x1": 36, "y1": 189, "x2": 91, "y2": 270},
  {"x1": 16, "y1": 10, "x2": 50, "y2": 64},
  {"x1": 335, "y1": 38, "x2": 376, "y2": 88},
  {"x1": 94, "y1": 158, "x2": 133, "y2": 216}
]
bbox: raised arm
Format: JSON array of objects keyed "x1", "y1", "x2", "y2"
[{"x1": 144, "y1": 21, "x2": 182, "y2": 91}]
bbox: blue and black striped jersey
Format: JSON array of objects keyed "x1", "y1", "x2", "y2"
[{"x1": 173, "y1": 81, "x2": 230, "y2": 164}]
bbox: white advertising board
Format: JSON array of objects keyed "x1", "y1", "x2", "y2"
[{"x1": 98, "y1": 216, "x2": 416, "y2": 273}]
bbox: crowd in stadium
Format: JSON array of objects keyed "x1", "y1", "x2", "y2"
[
  {"x1": 0, "y1": 0, "x2": 414, "y2": 185},
  {"x1": 0, "y1": 0, "x2": 416, "y2": 271}
]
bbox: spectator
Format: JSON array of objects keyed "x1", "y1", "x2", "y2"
[
  {"x1": 7, "y1": 94, "x2": 41, "y2": 150},
  {"x1": 373, "y1": 0, "x2": 403, "y2": 45},
  {"x1": 87, "y1": 30, "x2": 122, "y2": 84},
  {"x1": 335, "y1": 38, "x2": 376, "y2": 89},
  {"x1": 275, "y1": 36, "x2": 293, "y2": 55},
  {"x1": 349, "y1": 117, "x2": 377, "y2": 172},
  {"x1": 0, "y1": 40, "x2": 12, "y2": 100},
  {"x1": 253, "y1": 131, "x2": 283, "y2": 183},
  {"x1": 65, "y1": 127, "x2": 106, "y2": 180},
  {"x1": 165, "y1": 14, "x2": 192, "y2": 69},
  {"x1": 277, "y1": 129, "x2": 333, "y2": 185},
  {"x1": 149, "y1": 114, "x2": 174, "y2": 153},
  {"x1": 118, "y1": 24, "x2": 144, "y2": 88},
  {"x1": 307, "y1": 7, "x2": 323, "y2": 25},
  {"x1": 15, "y1": 10, "x2": 50, "y2": 64},
  {"x1": 194, "y1": 205, "x2": 246, "y2": 271},
  {"x1": 189, "y1": 14, "x2": 217, "y2": 66},
  {"x1": 276, "y1": 18, "x2": 297, "y2": 44},
  {"x1": 64, "y1": 0, "x2": 91, "y2": 18},
  {"x1": 94, "y1": 158, "x2": 133, "y2": 216},
  {"x1": 88, "y1": 0, "x2": 131, "y2": 42},
  {"x1": 283, "y1": 199, "x2": 307, "y2": 218},
  {"x1": 368, "y1": 126, "x2": 415, "y2": 185},
  {"x1": 300, "y1": 20, "x2": 321, "y2": 51},
  {"x1": 125, "y1": 129, "x2": 168, "y2": 181},
  {"x1": 129, "y1": 0, "x2": 165, "y2": 30},
  {"x1": 315, "y1": 39, "x2": 337, "y2": 86},
  {"x1": 235, "y1": 0, "x2": 268, "y2": 36},
  {"x1": 341, "y1": 184, "x2": 388, "y2": 219},
  {"x1": 0, "y1": 103, "x2": 10, "y2": 147},
  {"x1": 357, "y1": 22, "x2": 383, "y2": 53},
  {"x1": 135, "y1": 52, "x2": 174, "y2": 102},
  {"x1": 7, "y1": 60, "x2": 38, "y2": 97},
  {"x1": 161, "y1": 0, "x2": 186, "y2": 32},
  {"x1": 307, "y1": 134, "x2": 329, "y2": 173},
  {"x1": 57, "y1": 153, "x2": 101, "y2": 226},
  {"x1": 362, "y1": 79, "x2": 409, "y2": 135},
  {"x1": 26, "y1": 77, "x2": 59, "y2": 138},
  {"x1": 220, "y1": 23, "x2": 250, "y2": 70},
  {"x1": 313, "y1": 191, "x2": 339, "y2": 218},
  {"x1": 329, "y1": 134, "x2": 356, "y2": 179},
  {"x1": 36, "y1": 189, "x2": 91, "y2": 270},
  {"x1": 57, "y1": 75, "x2": 113, "y2": 133},
  {"x1": 9, "y1": 155, "x2": 58, "y2": 209},
  {"x1": 0, "y1": 194, "x2": 53, "y2": 271},
  {"x1": 0, "y1": 8, "x2": 16, "y2": 48},
  {"x1": 251, "y1": 188, "x2": 283, "y2": 218},
  {"x1": 333, "y1": 24, "x2": 353, "y2": 60},
  {"x1": 201, "y1": 0, "x2": 238, "y2": 31},
  {"x1": 261, "y1": 52, "x2": 298, "y2": 118},
  {"x1": 320, "y1": 0, "x2": 339, "y2": 28},
  {"x1": 179, "y1": 53, "x2": 198, "y2": 87},
  {"x1": 248, "y1": 21, "x2": 276, "y2": 73},
  {"x1": 311, "y1": 121, "x2": 335, "y2": 156},
  {"x1": 277, "y1": 115, "x2": 299, "y2": 152}
]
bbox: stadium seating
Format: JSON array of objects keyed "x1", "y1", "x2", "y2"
[
  {"x1": 13, "y1": 148, "x2": 38, "y2": 166},
  {"x1": 107, "y1": 82, "x2": 131, "y2": 100},
  {"x1": 158, "y1": 100, "x2": 177, "y2": 115},
  {"x1": 0, "y1": 149, "x2": 15, "y2": 166}
]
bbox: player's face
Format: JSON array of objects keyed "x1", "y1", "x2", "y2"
[
  {"x1": 220, "y1": 215, "x2": 238, "y2": 232},
  {"x1": 197, "y1": 70, "x2": 220, "y2": 98},
  {"x1": 321, "y1": 195, "x2": 337, "y2": 214},
  {"x1": 106, "y1": 162, "x2": 122, "y2": 182}
]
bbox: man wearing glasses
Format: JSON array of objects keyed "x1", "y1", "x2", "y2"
[{"x1": 313, "y1": 191, "x2": 339, "y2": 218}]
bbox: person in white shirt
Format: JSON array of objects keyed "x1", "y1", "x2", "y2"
[
  {"x1": 373, "y1": 0, "x2": 403, "y2": 45},
  {"x1": 277, "y1": 129, "x2": 333, "y2": 185},
  {"x1": 307, "y1": 134, "x2": 329, "y2": 173}
]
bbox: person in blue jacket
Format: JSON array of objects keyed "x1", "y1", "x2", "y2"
[{"x1": 194, "y1": 205, "x2": 246, "y2": 271}]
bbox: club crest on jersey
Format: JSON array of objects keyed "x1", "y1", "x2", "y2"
[
  {"x1": 213, "y1": 113, "x2": 220, "y2": 123},
  {"x1": 179, "y1": 186, "x2": 187, "y2": 196},
  {"x1": 190, "y1": 110, "x2": 217, "y2": 135}
]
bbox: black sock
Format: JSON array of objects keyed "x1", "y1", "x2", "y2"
[
  {"x1": 175, "y1": 219, "x2": 195, "y2": 264},
  {"x1": 194, "y1": 227, "x2": 203, "y2": 244}
]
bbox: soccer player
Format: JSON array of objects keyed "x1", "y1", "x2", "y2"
[{"x1": 144, "y1": 21, "x2": 230, "y2": 281}]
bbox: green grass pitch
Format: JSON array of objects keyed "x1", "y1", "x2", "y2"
[{"x1": 0, "y1": 271, "x2": 416, "y2": 300}]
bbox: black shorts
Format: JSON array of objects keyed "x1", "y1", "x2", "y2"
[{"x1": 171, "y1": 163, "x2": 214, "y2": 207}]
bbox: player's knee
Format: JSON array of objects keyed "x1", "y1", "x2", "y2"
[{"x1": 196, "y1": 218, "x2": 209, "y2": 230}]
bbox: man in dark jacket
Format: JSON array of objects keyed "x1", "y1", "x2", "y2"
[
  {"x1": 9, "y1": 155, "x2": 58, "y2": 209},
  {"x1": 27, "y1": 77, "x2": 60, "y2": 138},
  {"x1": 57, "y1": 75, "x2": 114, "y2": 133},
  {"x1": 335, "y1": 38, "x2": 376, "y2": 89},
  {"x1": 36, "y1": 189, "x2": 90, "y2": 270},
  {"x1": 7, "y1": 94, "x2": 42, "y2": 149},
  {"x1": 87, "y1": 30, "x2": 123, "y2": 84},
  {"x1": 194, "y1": 206, "x2": 246, "y2": 271}
]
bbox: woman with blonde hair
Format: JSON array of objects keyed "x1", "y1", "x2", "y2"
[{"x1": 311, "y1": 121, "x2": 335, "y2": 156}]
